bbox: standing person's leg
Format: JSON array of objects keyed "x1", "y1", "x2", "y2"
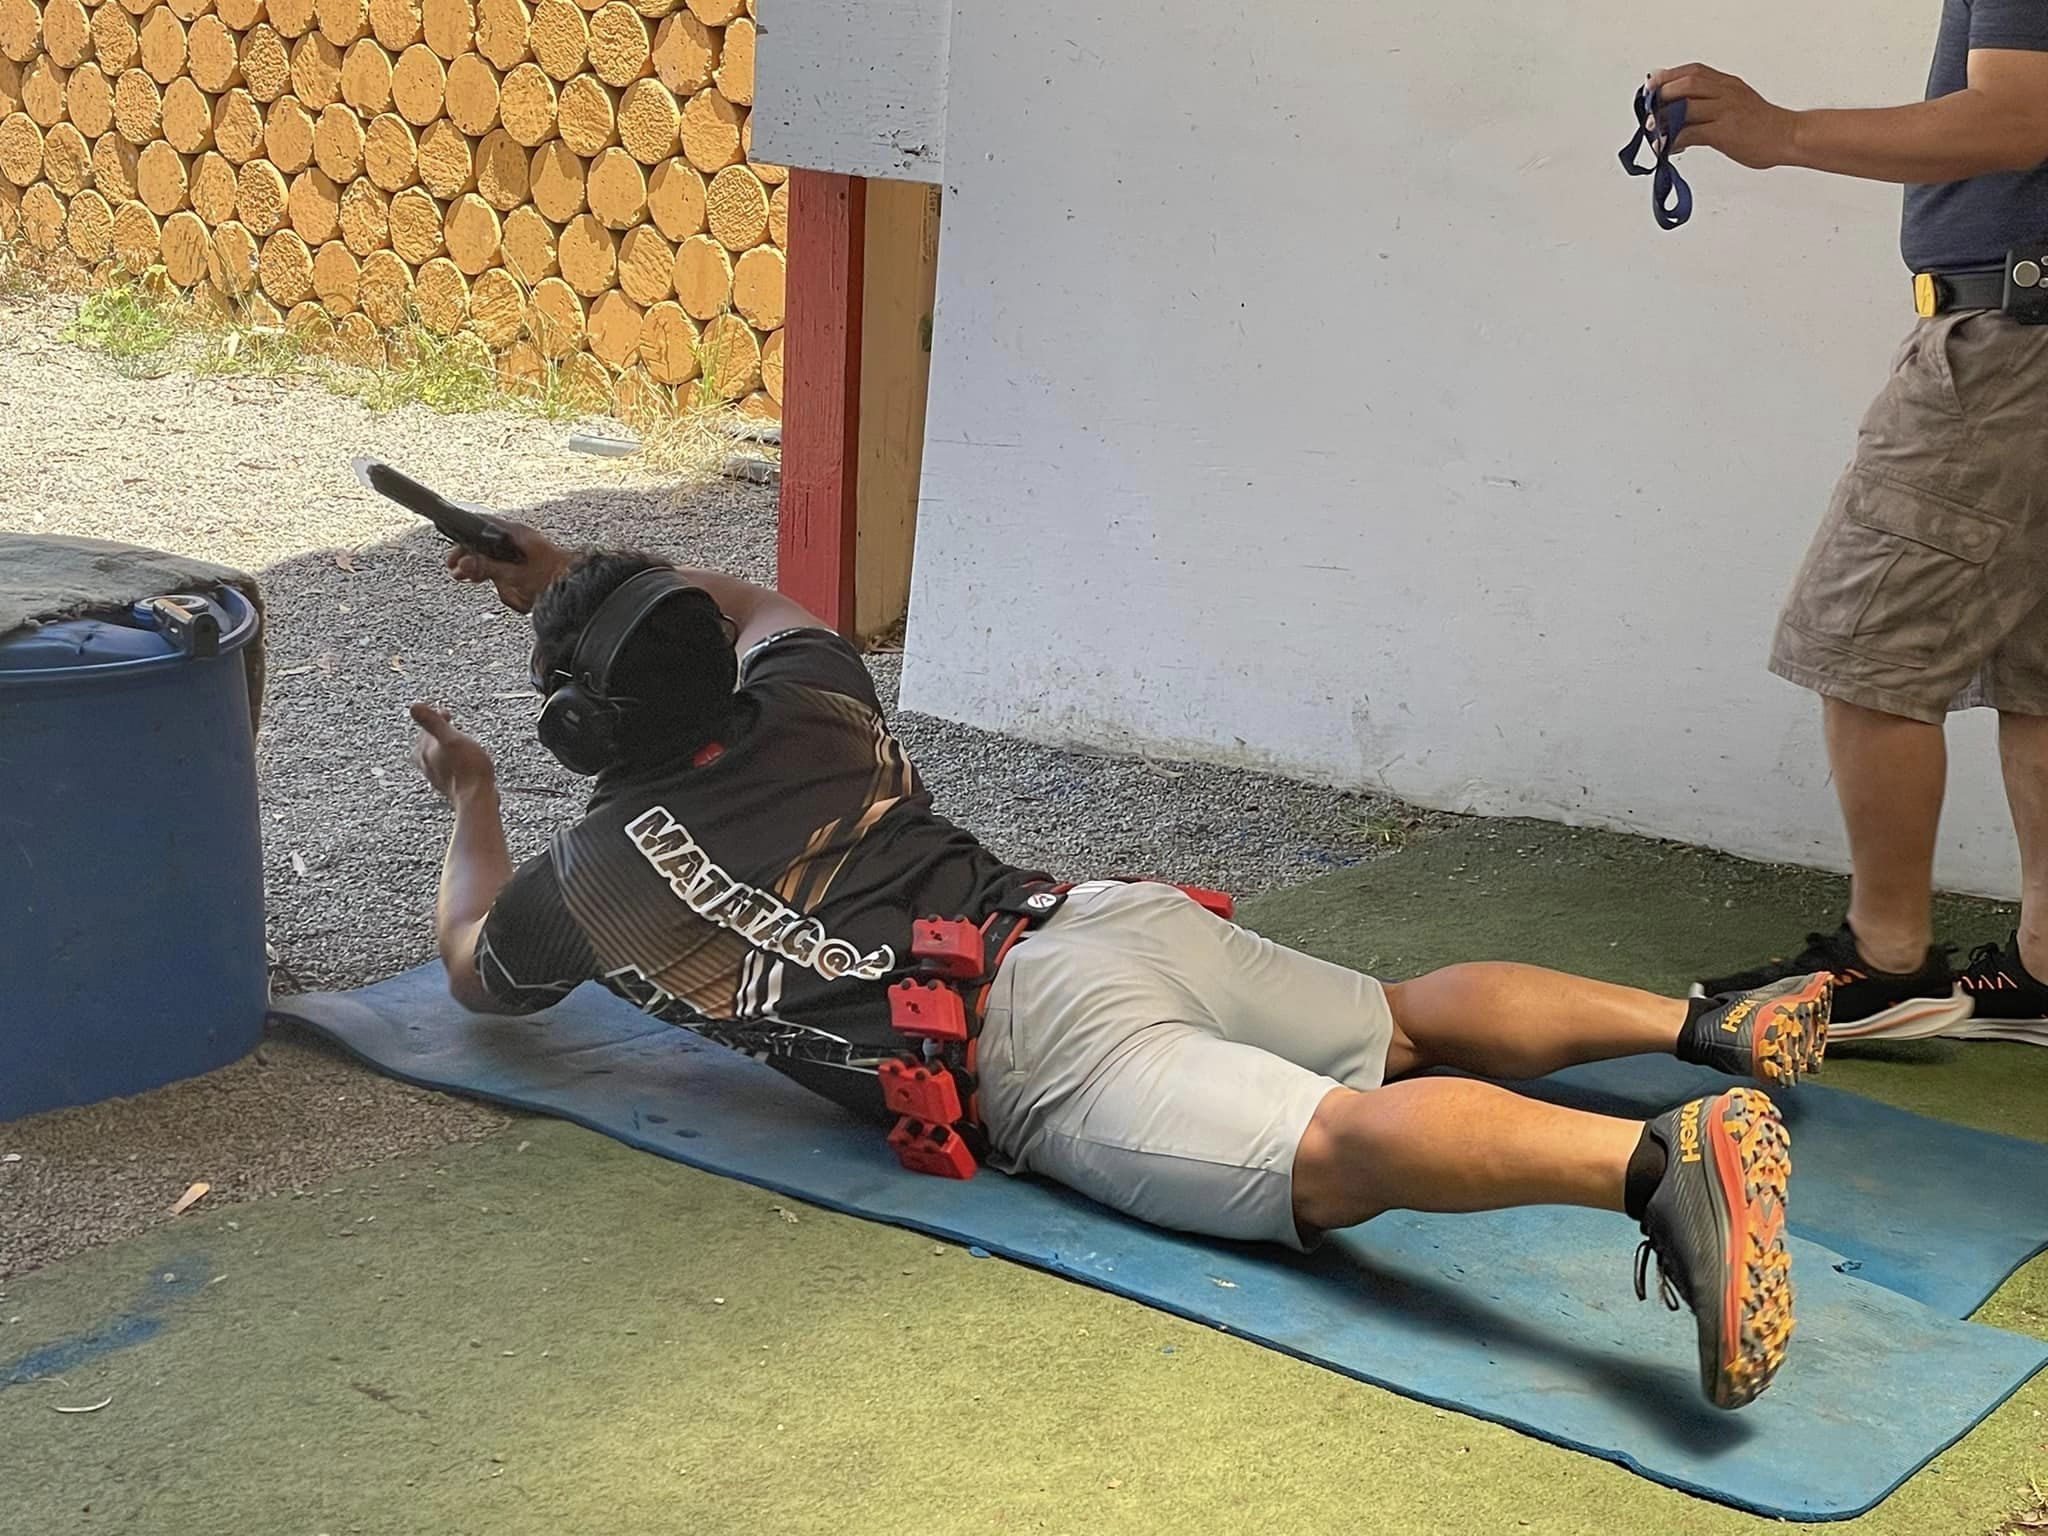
[
  {"x1": 1706, "y1": 311, "x2": 2048, "y2": 1038},
  {"x1": 1825, "y1": 697, "x2": 1947, "y2": 970},
  {"x1": 1952, "y1": 698, "x2": 2048, "y2": 1027},
  {"x1": 2000, "y1": 711, "x2": 2048, "y2": 979}
]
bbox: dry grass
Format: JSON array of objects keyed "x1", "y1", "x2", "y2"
[
  {"x1": 43, "y1": 262, "x2": 766, "y2": 481},
  {"x1": 1995, "y1": 1484, "x2": 2048, "y2": 1535}
]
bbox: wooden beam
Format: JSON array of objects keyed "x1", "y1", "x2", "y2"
[
  {"x1": 854, "y1": 179, "x2": 940, "y2": 640},
  {"x1": 776, "y1": 169, "x2": 865, "y2": 634}
]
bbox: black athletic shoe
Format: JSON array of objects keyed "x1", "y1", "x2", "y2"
[
  {"x1": 1682, "y1": 974, "x2": 1831, "y2": 1087},
  {"x1": 1635, "y1": 1087, "x2": 1795, "y2": 1410},
  {"x1": 1952, "y1": 936, "x2": 2048, "y2": 1043},
  {"x1": 1691, "y1": 923, "x2": 1969, "y2": 1042}
]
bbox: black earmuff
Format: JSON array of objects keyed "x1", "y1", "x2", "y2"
[{"x1": 535, "y1": 568, "x2": 705, "y2": 776}]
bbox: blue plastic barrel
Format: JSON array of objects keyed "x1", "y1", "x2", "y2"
[{"x1": 0, "y1": 588, "x2": 267, "y2": 1120}]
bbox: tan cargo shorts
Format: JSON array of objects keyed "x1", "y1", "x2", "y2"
[
  {"x1": 975, "y1": 880, "x2": 1394, "y2": 1251},
  {"x1": 1771, "y1": 310, "x2": 2048, "y2": 724}
]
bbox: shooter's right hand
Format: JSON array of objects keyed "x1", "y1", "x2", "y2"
[{"x1": 444, "y1": 519, "x2": 574, "y2": 614}]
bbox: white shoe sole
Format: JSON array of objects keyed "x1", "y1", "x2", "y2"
[
  {"x1": 1688, "y1": 982, "x2": 1974, "y2": 1041},
  {"x1": 1825, "y1": 987, "x2": 1974, "y2": 1042},
  {"x1": 1946, "y1": 1015, "x2": 2048, "y2": 1045}
]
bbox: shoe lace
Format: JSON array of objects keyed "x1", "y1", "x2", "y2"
[
  {"x1": 1633, "y1": 1239, "x2": 1683, "y2": 1311},
  {"x1": 1965, "y1": 941, "x2": 2006, "y2": 973}
]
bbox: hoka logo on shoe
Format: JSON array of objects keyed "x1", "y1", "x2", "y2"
[
  {"x1": 1676, "y1": 1101, "x2": 1703, "y2": 1164},
  {"x1": 1719, "y1": 998, "x2": 1758, "y2": 1034}
]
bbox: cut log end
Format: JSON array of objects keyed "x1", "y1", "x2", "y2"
[
  {"x1": 287, "y1": 164, "x2": 342, "y2": 242},
  {"x1": 555, "y1": 71, "x2": 616, "y2": 157},
  {"x1": 526, "y1": 272, "x2": 582, "y2": 356},
  {"x1": 387, "y1": 181, "x2": 443, "y2": 262},
  {"x1": 677, "y1": 84, "x2": 737, "y2": 173},
  {"x1": 614, "y1": 220, "x2": 670, "y2": 305},
  {"x1": 415, "y1": 114, "x2": 473, "y2": 197},
  {"x1": 669, "y1": 229, "x2": 726, "y2": 320},
  {"x1": 265, "y1": 95, "x2": 317, "y2": 172},
  {"x1": 390, "y1": 41, "x2": 445, "y2": 124},
  {"x1": 474, "y1": 124, "x2": 527, "y2": 208},
  {"x1": 704, "y1": 160, "x2": 762, "y2": 251},
  {"x1": 357, "y1": 244, "x2": 411, "y2": 325},
  {"x1": 467, "y1": 261, "x2": 521, "y2": 343},
  {"x1": 340, "y1": 38, "x2": 394, "y2": 115},
  {"x1": 584, "y1": 142, "x2": 643, "y2": 229},
  {"x1": 442, "y1": 187, "x2": 498, "y2": 272},
  {"x1": 160, "y1": 77, "x2": 218, "y2": 155},
  {"x1": 42, "y1": 121, "x2": 92, "y2": 196},
  {"x1": 188, "y1": 14, "x2": 241, "y2": 93},
  {"x1": 729, "y1": 239, "x2": 779, "y2": 330},
  {"x1": 337, "y1": 172, "x2": 389, "y2": 251},
  {"x1": 192, "y1": 150, "x2": 239, "y2": 222},
  {"x1": 115, "y1": 70, "x2": 165, "y2": 147},
  {"x1": 312, "y1": 234, "x2": 360, "y2": 309},
  {"x1": 644, "y1": 152, "x2": 701, "y2": 240},
  {"x1": 637, "y1": 299, "x2": 696, "y2": 384},
  {"x1": 556, "y1": 207, "x2": 614, "y2": 295},
  {"x1": 585, "y1": 285, "x2": 640, "y2": 367},
  {"x1": 585, "y1": 0, "x2": 649, "y2": 88},
  {"x1": 363, "y1": 109, "x2": 418, "y2": 190},
  {"x1": 496, "y1": 59, "x2": 554, "y2": 145},
  {"x1": 138, "y1": 141, "x2": 195, "y2": 216},
  {"x1": 64, "y1": 186, "x2": 115, "y2": 261},
  {"x1": 368, "y1": 0, "x2": 422, "y2": 53},
  {"x1": 315, "y1": 101, "x2": 366, "y2": 180},
  {"x1": 648, "y1": 11, "x2": 711, "y2": 96},
  {"x1": 498, "y1": 198, "x2": 555, "y2": 281},
  {"x1": 235, "y1": 155, "x2": 289, "y2": 234},
  {"x1": 259, "y1": 225, "x2": 315, "y2": 304},
  {"x1": 240, "y1": 25, "x2": 292, "y2": 103},
  {"x1": 695, "y1": 311, "x2": 757, "y2": 399},
  {"x1": 412, "y1": 252, "x2": 466, "y2": 330},
  {"x1": 443, "y1": 49, "x2": 500, "y2": 134}
]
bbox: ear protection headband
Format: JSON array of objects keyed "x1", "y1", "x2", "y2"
[{"x1": 535, "y1": 567, "x2": 705, "y2": 776}]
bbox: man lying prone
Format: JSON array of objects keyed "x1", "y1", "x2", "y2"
[{"x1": 409, "y1": 520, "x2": 1830, "y2": 1411}]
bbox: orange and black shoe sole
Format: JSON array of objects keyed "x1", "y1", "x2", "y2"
[
  {"x1": 1703, "y1": 1087, "x2": 1795, "y2": 1410},
  {"x1": 1748, "y1": 974, "x2": 1832, "y2": 1087}
]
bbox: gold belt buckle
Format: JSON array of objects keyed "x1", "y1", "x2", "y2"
[{"x1": 1914, "y1": 272, "x2": 1940, "y2": 318}]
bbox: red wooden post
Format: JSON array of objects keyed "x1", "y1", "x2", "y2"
[{"x1": 777, "y1": 170, "x2": 867, "y2": 634}]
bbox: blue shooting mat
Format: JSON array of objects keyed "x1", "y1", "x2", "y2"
[{"x1": 272, "y1": 965, "x2": 2048, "y2": 1522}]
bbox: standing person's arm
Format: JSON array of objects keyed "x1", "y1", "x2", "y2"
[{"x1": 1651, "y1": 49, "x2": 2048, "y2": 183}]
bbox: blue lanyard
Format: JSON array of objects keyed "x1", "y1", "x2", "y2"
[{"x1": 1618, "y1": 85, "x2": 1692, "y2": 231}]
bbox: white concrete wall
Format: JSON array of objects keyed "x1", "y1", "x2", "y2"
[
  {"x1": 750, "y1": 0, "x2": 950, "y2": 181},
  {"x1": 901, "y1": 0, "x2": 2026, "y2": 899}
]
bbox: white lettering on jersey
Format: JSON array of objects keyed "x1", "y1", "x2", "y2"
[{"x1": 626, "y1": 806, "x2": 897, "y2": 983}]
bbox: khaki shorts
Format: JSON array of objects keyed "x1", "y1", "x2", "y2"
[
  {"x1": 1771, "y1": 310, "x2": 2048, "y2": 724},
  {"x1": 975, "y1": 880, "x2": 1394, "y2": 1251}
]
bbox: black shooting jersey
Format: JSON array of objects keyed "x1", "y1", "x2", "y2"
[{"x1": 474, "y1": 628, "x2": 1037, "y2": 1117}]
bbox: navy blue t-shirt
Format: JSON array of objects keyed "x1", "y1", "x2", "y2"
[{"x1": 1901, "y1": 0, "x2": 2048, "y2": 272}]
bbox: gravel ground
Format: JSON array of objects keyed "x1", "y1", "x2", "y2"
[{"x1": 0, "y1": 292, "x2": 1433, "y2": 1278}]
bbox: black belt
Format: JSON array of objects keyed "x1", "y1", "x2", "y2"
[{"x1": 1915, "y1": 268, "x2": 2005, "y2": 317}]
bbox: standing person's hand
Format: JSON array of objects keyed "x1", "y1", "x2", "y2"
[
  {"x1": 410, "y1": 703, "x2": 497, "y2": 802},
  {"x1": 444, "y1": 519, "x2": 575, "y2": 613},
  {"x1": 1649, "y1": 65, "x2": 1799, "y2": 170}
]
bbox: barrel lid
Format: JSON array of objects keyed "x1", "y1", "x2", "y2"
[{"x1": 0, "y1": 592, "x2": 237, "y2": 674}]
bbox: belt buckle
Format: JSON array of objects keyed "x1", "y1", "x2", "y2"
[{"x1": 1914, "y1": 272, "x2": 1940, "y2": 319}]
